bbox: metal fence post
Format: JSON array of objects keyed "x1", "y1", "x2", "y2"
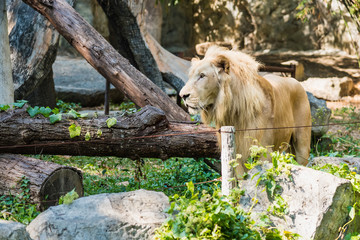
[{"x1": 221, "y1": 126, "x2": 236, "y2": 196}]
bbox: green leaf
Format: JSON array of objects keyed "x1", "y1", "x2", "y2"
[
  {"x1": 39, "y1": 107, "x2": 52, "y2": 117},
  {"x1": 186, "y1": 181, "x2": 194, "y2": 195},
  {"x1": 58, "y1": 189, "x2": 79, "y2": 205},
  {"x1": 13, "y1": 100, "x2": 28, "y2": 108},
  {"x1": 69, "y1": 124, "x2": 81, "y2": 138},
  {"x1": 49, "y1": 113, "x2": 62, "y2": 124},
  {"x1": 0, "y1": 104, "x2": 10, "y2": 112},
  {"x1": 97, "y1": 129, "x2": 102, "y2": 137},
  {"x1": 85, "y1": 131, "x2": 91, "y2": 141},
  {"x1": 106, "y1": 117, "x2": 117, "y2": 128},
  {"x1": 80, "y1": 113, "x2": 88, "y2": 118},
  {"x1": 68, "y1": 109, "x2": 80, "y2": 119},
  {"x1": 27, "y1": 106, "x2": 40, "y2": 117},
  {"x1": 52, "y1": 108, "x2": 60, "y2": 114}
]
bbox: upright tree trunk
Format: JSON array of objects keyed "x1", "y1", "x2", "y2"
[
  {"x1": 21, "y1": 0, "x2": 190, "y2": 121},
  {"x1": 97, "y1": 0, "x2": 165, "y2": 90},
  {"x1": 0, "y1": 1, "x2": 14, "y2": 104}
]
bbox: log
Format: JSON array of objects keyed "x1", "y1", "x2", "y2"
[
  {"x1": 0, "y1": 105, "x2": 219, "y2": 159},
  {"x1": 0, "y1": 154, "x2": 83, "y2": 211},
  {"x1": 21, "y1": 0, "x2": 189, "y2": 121}
]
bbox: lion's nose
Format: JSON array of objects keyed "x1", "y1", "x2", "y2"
[{"x1": 181, "y1": 94, "x2": 190, "y2": 101}]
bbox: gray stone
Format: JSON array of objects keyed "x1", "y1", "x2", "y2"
[
  {"x1": 26, "y1": 190, "x2": 169, "y2": 240},
  {"x1": 306, "y1": 92, "x2": 332, "y2": 138},
  {"x1": 239, "y1": 163, "x2": 356, "y2": 240},
  {"x1": 302, "y1": 77, "x2": 354, "y2": 101},
  {"x1": 0, "y1": 220, "x2": 31, "y2": 240},
  {"x1": 53, "y1": 56, "x2": 124, "y2": 107},
  {"x1": 309, "y1": 156, "x2": 360, "y2": 174}
]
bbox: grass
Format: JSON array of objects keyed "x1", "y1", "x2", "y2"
[
  {"x1": 36, "y1": 155, "x2": 220, "y2": 197},
  {"x1": 311, "y1": 105, "x2": 360, "y2": 158}
]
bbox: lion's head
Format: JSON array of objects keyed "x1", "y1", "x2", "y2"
[{"x1": 180, "y1": 46, "x2": 263, "y2": 127}]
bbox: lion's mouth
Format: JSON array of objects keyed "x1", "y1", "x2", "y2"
[{"x1": 184, "y1": 104, "x2": 201, "y2": 114}]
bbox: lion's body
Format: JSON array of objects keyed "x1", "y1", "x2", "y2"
[{"x1": 180, "y1": 46, "x2": 311, "y2": 175}]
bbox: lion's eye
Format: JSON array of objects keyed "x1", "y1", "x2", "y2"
[{"x1": 199, "y1": 73, "x2": 205, "y2": 79}]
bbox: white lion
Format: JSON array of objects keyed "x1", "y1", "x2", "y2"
[{"x1": 180, "y1": 46, "x2": 311, "y2": 175}]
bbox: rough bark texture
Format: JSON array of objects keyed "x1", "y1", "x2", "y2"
[
  {"x1": 0, "y1": 105, "x2": 219, "y2": 159},
  {"x1": 21, "y1": 0, "x2": 190, "y2": 121},
  {"x1": 7, "y1": 0, "x2": 62, "y2": 107},
  {"x1": 97, "y1": 0, "x2": 165, "y2": 91},
  {"x1": 0, "y1": 154, "x2": 83, "y2": 211}
]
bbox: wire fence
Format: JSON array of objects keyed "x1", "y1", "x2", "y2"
[{"x1": 0, "y1": 120, "x2": 359, "y2": 150}]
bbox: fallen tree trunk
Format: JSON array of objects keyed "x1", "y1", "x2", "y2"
[
  {"x1": 21, "y1": 0, "x2": 189, "y2": 122},
  {"x1": 0, "y1": 105, "x2": 219, "y2": 159},
  {"x1": 0, "y1": 154, "x2": 83, "y2": 211}
]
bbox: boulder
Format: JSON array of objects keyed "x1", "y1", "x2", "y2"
[
  {"x1": 306, "y1": 92, "x2": 332, "y2": 138},
  {"x1": 309, "y1": 156, "x2": 360, "y2": 174},
  {"x1": 239, "y1": 163, "x2": 357, "y2": 240},
  {"x1": 53, "y1": 56, "x2": 124, "y2": 107},
  {"x1": 301, "y1": 77, "x2": 354, "y2": 101},
  {"x1": 0, "y1": 220, "x2": 31, "y2": 240},
  {"x1": 26, "y1": 190, "x2": 169, "y2": 240}
]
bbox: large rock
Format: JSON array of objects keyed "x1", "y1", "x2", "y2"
[
  {"x1": 239, "y1": 163, "x2": 357, "y2": 240},
  {"x1": 53, "y1": 56, "x2": 124, "y2": 107},
  {"x1": 306, "y1": 92, "x2": 331, "y2": 138},
  {"x1": 0, "y1": 220, "x2": 30, "y2": 240},
  {"x1": 26, "y1": 190, "x2": 169, "y2": 240},
  {"x1": 302, "y1": 77, "x2": 354, "y2": 101},
  {"x1": 310, "y1": 156, "x2": 360, "y2": 174}
]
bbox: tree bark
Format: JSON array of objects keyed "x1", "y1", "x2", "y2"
[
  {"x1": 0, "y1": 105, "x2": 219, "y2": 159},
  {"x1": 7, "y1": 0, "x2": 61, "y2": 107},
  {"x1": 0, "y1": 154, "x2": 83, "y2": 211},
  {"x1": 97, "y1": 0, "x2": 165, "y2": 91},
  {"x1": 0, "y1": 0, "x2": 14, "y2": 104},
  {"x1": 21, "y1": 0, "x2": 190, "y2": 121}
]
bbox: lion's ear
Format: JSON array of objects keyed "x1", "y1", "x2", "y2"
[{"x1": 215, "y1": 56, "x2": 230, "y2": 74}]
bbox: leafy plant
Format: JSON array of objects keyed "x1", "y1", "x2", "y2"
[
  {"x1": 56, "y1": 100, "x2": 81, "y2": 113},
  {"x1": 106, "y1": 117, "x2": 117, "y2": 128},
  {"x1": 13, "y1": 100, "x2": 28, "y2": 108},
  {"x1": 0, "y1": 104, "x2": 10, "y2": 112},
  {"x1": 154, "y1": 181, "x2": 299, "y2": 240},
  {"x1": 0, "y1": 177, "x2": 40, "y2": 224},
  {"x1": 69, "y1": 124, "x2": 81, "y2": 138},
  {"x1": 58, "y1": 189, "x2": 79, "y2": 205},
  {"x1": 49, "y1": 113, "x2": 62, "y2": 124},
  {"x1": 68, "y1": 109, "x2": 88, "y2": 119}
]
